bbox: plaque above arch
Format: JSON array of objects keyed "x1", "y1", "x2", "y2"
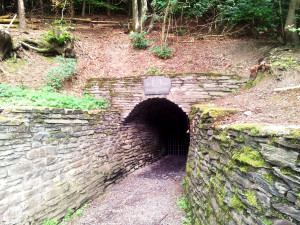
[{"x1": 143, "y1": 76, "x2": 171, "y2": 95}]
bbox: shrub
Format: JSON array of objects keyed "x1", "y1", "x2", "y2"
[
  {"x1": 44, "y1": 56, "x2": 77, "y2": 91},
  {"x1": 149, "y1": 44, "x2": 173, "y2": 59},
  {"x1": 42, "y1": 20, "x2": 74, "y2": 45},
  {"x1": 129, "y1": 31, "x2": 150, "y2": 50}
]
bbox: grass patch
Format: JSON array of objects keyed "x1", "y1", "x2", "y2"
[{"x1": 0, "y1": 84, "x2": 109, "y2": 110}]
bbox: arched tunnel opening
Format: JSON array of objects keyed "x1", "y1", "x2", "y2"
[{"x1": 124, "y1": 98, "x2": 190, "y2": 159}]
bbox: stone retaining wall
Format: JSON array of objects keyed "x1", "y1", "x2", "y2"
[
  {"x1": 85, "y1": 73, "x2": 244, "y2": 119},
  {"x1": 185, "y1": 105, "x2": 300, "y2": 225},
  {"x1": 0, "y1": 107, "x2": 162, "y2": 224}
]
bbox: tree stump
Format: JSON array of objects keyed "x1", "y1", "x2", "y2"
[{"x1": 0, "y1": 25, "x2": 12, "y2": 60}]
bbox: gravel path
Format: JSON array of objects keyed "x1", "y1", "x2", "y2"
[{"x1": 71, "y1": 156, "x2": 187, "y2": 225}]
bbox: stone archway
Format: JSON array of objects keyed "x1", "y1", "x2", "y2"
[{"x1": 124, "y1": 98, "x2": 190, "y2": 156}]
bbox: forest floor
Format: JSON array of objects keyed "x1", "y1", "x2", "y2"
[{"x1": 0, "y1": 15, "x2": 299, "y2": 125}]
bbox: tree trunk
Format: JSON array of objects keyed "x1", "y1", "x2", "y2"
[
  {"x1": 40, "y1": 0, "x2": 43, "y2": 14},
  {"x1": 140, "y1": 0, "x2": 147, "y2": 31},
  {"x1": 285, "y1": 0, "x2": 300, "y2": 45},
  {"x1": 132, "y1": 0, "x2": 140, "y2": 32},
  {"x1": 107, "y1": 0, "x2": 111, "y2": 17},
  {"x1": 0, "y1": 0, "x2": 4, "y2": 15},
  {"x1": 18, "y1": 0, "x2": 26, "y2": 29},
  {"x1": 147, "y1": 0, "x2": 156, "y2": 33},
  {"x1": 0, "y1": 26, "x2": 12, "y2": 60},
  {"x1": 161, "y1": 0, "x2": 171, "y2": 45},
  {"x1": 82, "y1": 0, "x2": 86, "y2": 17},
  {"x1": 70, "y1": 0, "x2": 75, "y2": 18}
]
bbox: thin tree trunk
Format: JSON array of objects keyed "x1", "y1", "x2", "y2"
[
  {"x1": 70, "y1": 0, "x2": 75, "y2": 18},
  {"x1": 40, "y1": 0, "x2": 43, "y2": 14},
  {"x1": 82, "y1": 0, "x2": 86, "y2": 17},
  {"x1": 285, "y1": 0, "x2": 300, "y2": 45},
  {"x1": 147, "y1": 0, "x2": 156, "y2": 33},
  {"x1": 278, "y1": 0, "x2": 284, "y2": 38},
  {"x1": 18, "y1": 0, "x2": 26, "y2": 29},
  {"x1": 107, "y1": 0, "x2": 111, "y2": 17},
  {"x1": 132, "y1": 0, "x2": 140, "y2": 32},
  {"x1": 161, "y1": 0, "x2": 171, "y2": 45},
  {"x1": 140, "y1": 0, "x2": 147, "y2": 31}
]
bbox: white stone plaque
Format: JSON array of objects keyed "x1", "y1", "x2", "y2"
[{"x1": 143, "y1": 76, "x2": 171, "y2": 95}]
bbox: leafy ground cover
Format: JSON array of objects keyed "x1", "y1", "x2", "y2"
[{"x1": 0, "y1": 84, "x2": 108, "y2": 110}]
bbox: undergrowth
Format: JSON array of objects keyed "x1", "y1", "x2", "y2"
[
  {"x1": 150, "y1": 44, "x2": 173, "y2": 59},
  {"x1": 176, "y1": 196, "x2": 192, "y2": 225},
  {"x1": 44, "y1": 56, "x2": 77, "y2": 91},
  {"x1": 129, "y1": 31, "x2": 150, "y2": 50},
  {"x1": 0, "y1": 84, "x2": 109, "y2": 110},
  {"x1": 42, "y1": 203, "x2": 91, "y2": 225}
]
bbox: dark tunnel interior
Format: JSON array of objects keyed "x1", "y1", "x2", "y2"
[{"x1": 124, "y1": 98, "x2": 190, "y2": 156}]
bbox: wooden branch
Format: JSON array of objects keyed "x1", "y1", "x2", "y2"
[
  {"x1": 20, "y1": 41, "x2": 51, "y2": 53},
  {"x1": 0, "y1": 18, "x2": 41, "y2": 24},
  {"x1": 70, "y1": 18, "x2": 92, "y2": 22},
  {"x1": 274, "y1": 85, "x2": 300, "y2": 92},
  {"x1": 0, "y1": 24, "x2": 18, "y2": 28},
  {"x1": 91, "y1": 21, "x2": 121, "y2": 24},
  {"x1": 0, "y1": 18, "x2": 20, "y2": 24},
  {"x1": 0, "y1": 15, "x2": 11, "y2": 19}
]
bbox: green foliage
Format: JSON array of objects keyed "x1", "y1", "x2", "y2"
[
  {"x1": 270, "y1": 56, "x2": 300, "y2": 70},
  {"x1": 44, "y1": 56, "x2": 77, "y2": 91},
  {"x1": 176, "y1": 196, "x2": 192, "y2": 224},
  {"x1": 0, "y1": 84, "x2": 109, "y2": 110},
  {"x1": 62, "y1": 209, "x2": 73, "y2": 222},
  {"x1": 43, "y1": 20, "x2": 74, "y2": 45},
  {"x1": 146, "y1": 67, "x2": 164, "y2": 75},
  {"x1": 42, "y1": 220, "x2": 58, "y2": 225},
  {"x1": 72, "y1": 203, "x2": 91, "y2": 218},
  {"x1": 175, "y1": 29, "x2": 186, "y2": 36},
  {"x1": 74, "y1": 0, "x2": 124, "y2": 11},
  {"x1": 149, "y1": 44, "x2": 173, "y2": 59},
  {"x1": 129, "y1": 31, "x2": 150, "y2": 50},
  {"x1": 176, "y1": 196, "x2": 188, "y2": 213}
]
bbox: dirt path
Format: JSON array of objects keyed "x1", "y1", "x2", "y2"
[{"x1": 71, "y1": 156, "x2": 187, "y2": 225}]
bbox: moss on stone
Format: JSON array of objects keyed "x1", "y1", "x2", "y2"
[
  {"x1": 189, "y1": 104, "x2": 240, "y2": 121},
  {"x1": 239, "y1": 165, "x2": 250, "y2": 172},
  {"x1": 262, "y1": 172, "x2": 276, "y2": 184},
  {"x1": 261, "y1": 217, "x2": 273, "y2": 225},
  {"x1": 232, "y1": 146, "x2": 267, "y2": 168},
  {"x1": 230, "y1": 194, "x2": 246, "y2": 211},
  {"x1": 289, "y1": 129, "x2": 300, "y2": 139},
  {"x1": 229, "y1": 123, "x2": 263, "y2": 136},
  {"x1": 280, "y1": 167, "x2": 296, "y2": 176},
  {"x1": 235, "y1": 135, "x2": 246, "y2": 143},
  {"x1": 245, "y1": 190, "x2": 257, "y2": 207}
]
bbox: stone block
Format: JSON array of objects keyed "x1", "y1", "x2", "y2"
[
  {"x1": 260, "y1": 144, "x2": 298, "y2": 169},
  {"x1": 273, "y1": 203, "x2": 300, "y2": 222}
]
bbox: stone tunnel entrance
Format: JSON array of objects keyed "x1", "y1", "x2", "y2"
[{"x1": 124, "y1": 98, "x2": 190, "y2": 157}]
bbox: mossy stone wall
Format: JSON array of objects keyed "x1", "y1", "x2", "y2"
[
  {"x1": 0, "y1": 106, "x2": 161, "y2": 224},
  {"x1": 185, "y1": 105, "x2": 300, "y2": 225}
]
